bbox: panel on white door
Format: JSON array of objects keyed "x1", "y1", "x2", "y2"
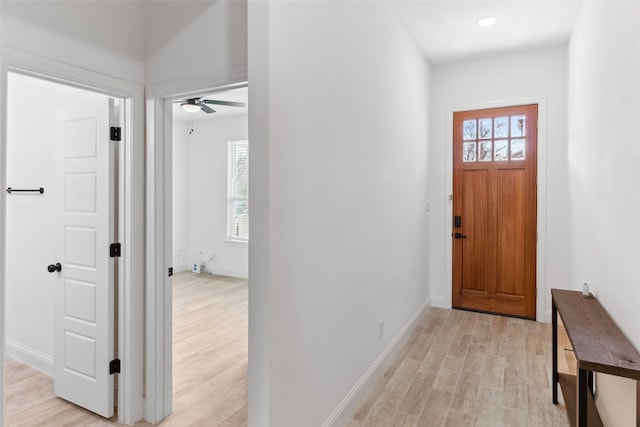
[
  {"x1": 64, "y1": 331, "x2": 97, "y2": 378},
  {"x1": 65, "y1": 118, "x2": 98, "y2": 159},
  {"x1": 54, "y1": 96, "x2": 115, "y2": 418},
  {"x1": 64, "y1": 279, "x2": 97, "y2": 324},
  {"x1": 65, "y1": 173, "x2": 97, "y2": 212},
  {"x1": 64, "y1": 227, "x2": 97, "y2": 268}
]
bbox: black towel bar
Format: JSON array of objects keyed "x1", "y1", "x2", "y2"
[{"x1": 6, "y1": 187, "x2": 44, "y2": 194}]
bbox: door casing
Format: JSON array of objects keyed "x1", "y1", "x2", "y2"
[
  {"x1": 145, "y1": 72, "x2": 247, "y2": 423},
  {"x1": 0, "y1": 47, "x2": 145, "y2": 425},
  {"x1": 442, "y1": 97, "x2": 549, "y2": 322}
]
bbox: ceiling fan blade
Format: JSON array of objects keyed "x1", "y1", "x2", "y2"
[
  {"x1": 173, "y1": 97, "x2": 200, "y2": 104},
  {"x1": 200, "y1": 104, "x2": 216, "y2": 114},
  {"x1": 202, "y1": 99, "x2": 246, "y2": 108}
]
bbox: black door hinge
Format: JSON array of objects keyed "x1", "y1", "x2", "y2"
[
  {"x1": 110, "y1": 243, "x2": 121, "y2": 257},
  {"x1": 168, "y1": 267, "x2": 173, "y2": 277},
  {"x1": 110, "y1": 126, "x2": 121, "y2": 142},
  {"x1": 109, "y1": 359, "x2": 121, "y2": 375}
]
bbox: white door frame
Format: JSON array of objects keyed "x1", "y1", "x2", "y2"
[
  {"x1": 0, "y1": 47, "x2": 145, "y2": 425},
  {"x1": 442, "y1": 96, "x2": 548, "y2": 322},
  {"x1": 145, "y1": 69, "x2": 247, "y2": 423}
]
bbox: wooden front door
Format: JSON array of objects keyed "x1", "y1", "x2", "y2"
[{"x1": 452, "y1": 104, "x2": 537, "y2": 319}]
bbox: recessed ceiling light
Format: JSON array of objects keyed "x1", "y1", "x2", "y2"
[{"x1": 477, "y1": 16, "x2": 497, "y2": 27}]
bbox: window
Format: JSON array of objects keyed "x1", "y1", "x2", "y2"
[
  {"x1": 462, "y1": 115, "x2": 527, "y2": 162},
  {"x1": 228, "y1": 140, "x2": 248, "y2": 241}
]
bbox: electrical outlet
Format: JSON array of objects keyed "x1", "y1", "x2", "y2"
[{"x1": 378, "y1": 320, "x2": 384, "y2": 338}]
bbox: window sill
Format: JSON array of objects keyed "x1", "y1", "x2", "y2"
[{"x1": 226, "y1": 239, "x2": 248, "y2": 247}]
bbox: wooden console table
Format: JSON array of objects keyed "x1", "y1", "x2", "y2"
[{"x1": 551, "y1": 289, "x2": 640, "y2": 427}]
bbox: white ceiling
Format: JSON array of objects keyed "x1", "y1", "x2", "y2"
[
  {"x1": 173, "y1": 86, "x2": 248, "y2": 122},
  {"x1": 174, "y1": 2, "x2": 582, "y2": 121},
  {"x1": 390, "y1": 1, "x2": 583, "y2": 64}
]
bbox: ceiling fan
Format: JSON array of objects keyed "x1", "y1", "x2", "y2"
[{"x1": 176, "y1": 97, "x2": 246, "y2": 114}]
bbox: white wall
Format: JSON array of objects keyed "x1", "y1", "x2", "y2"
[
  {"x1": 145, "y1": 0, "x2": 247, "y2": 85},
  {"x1": 248, "y1": 2, "x2": 431, "y2": 425},
  {"x1": 5, "y1": 72, "x2": 108, "y2": 374},
  {"x1": 0, "y1": 1, "x2": 145, "y2": 84},
  {"x1": 172, "y1": 112, "x2": 249, "y2": 278},
  {"x1": 567, "y1": 2, "x2": 640, "y2": 425},
  {"x1": 172, "y1": 118, "x2": 190, "y2": 273},
  {"x1": 428, "y1": 47, "x2": 569, "y2": 320}
]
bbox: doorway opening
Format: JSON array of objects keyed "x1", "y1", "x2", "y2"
[
  {"x1": 452, "y1": 104, "x2": 538, "y2": 319},
  {"x1": 166, "y1": 86, "x2": 249, "y2": 424},
  {"x1": 3, "y1": 70, "x2": 125, "y2": 423}
]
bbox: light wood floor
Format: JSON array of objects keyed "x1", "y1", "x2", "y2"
[
  {"x1": 6, "y1": 283, "x2": 573, "y2": 427},
  {"x1": 4, "y1": 272, "x2": 248, "y2": 427},
  {"x1": 347, "y1": 307, "x2": 573, "y2": 427}
]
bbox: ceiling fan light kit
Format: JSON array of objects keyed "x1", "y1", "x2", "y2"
[{"x1": 181, "y1": 100, "x2": 201, "y2": 113}]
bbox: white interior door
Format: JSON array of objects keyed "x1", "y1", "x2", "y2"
[{"x1": 53, "y1": 96, "x2": 115, "y2": 418}]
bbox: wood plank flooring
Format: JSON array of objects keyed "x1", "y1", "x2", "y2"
[
  {"x1": 347, "y1": 307, "x2": 572, "y2": 427},
  {"x1": 7, "y1": 283, "x2": 574, "y2": 427},
  {"x1": 4, "y1": 272, "x2": 248, "y2": 427}
]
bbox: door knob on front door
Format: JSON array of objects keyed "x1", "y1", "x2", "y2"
[
  {"x1": 47, "y1": 263, "x2": 62, "y2": 273},
  {"x1": 454, "y1": 233, "x2": 467, "y2": 239}
]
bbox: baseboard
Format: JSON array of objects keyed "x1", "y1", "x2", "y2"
[
  {"x1": 207, "y1": 267, "x2": 248, "y2": 279},
  {"x1": 594, "y1": 394, "x2": 612, "y2": 427},
  {"x1": 5, "y1": 338, "x2": 54, "y2": 375},
  {"x1": 173, "y1": 264, "x2": 190, "y2": 273},
  {"x1": 174, "y1": 265, "x2": 248, "y2": 279},
  {"x1": 321, "y1": 297, "x2": 432, "y2": 427},
  {"x1": 430, "y1": 295, "x2": 447, "y2": 308},
  {"x1": 593, "y1": 374, "x2": 637, "y2": 427}
]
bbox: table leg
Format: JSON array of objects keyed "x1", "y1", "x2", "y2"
[
  {"x1": 577, "y1": 368, "x2": 588, "y2": 427},
  {"x1": 552, "y1": 301, "x2": 558, "y2": 404}
]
